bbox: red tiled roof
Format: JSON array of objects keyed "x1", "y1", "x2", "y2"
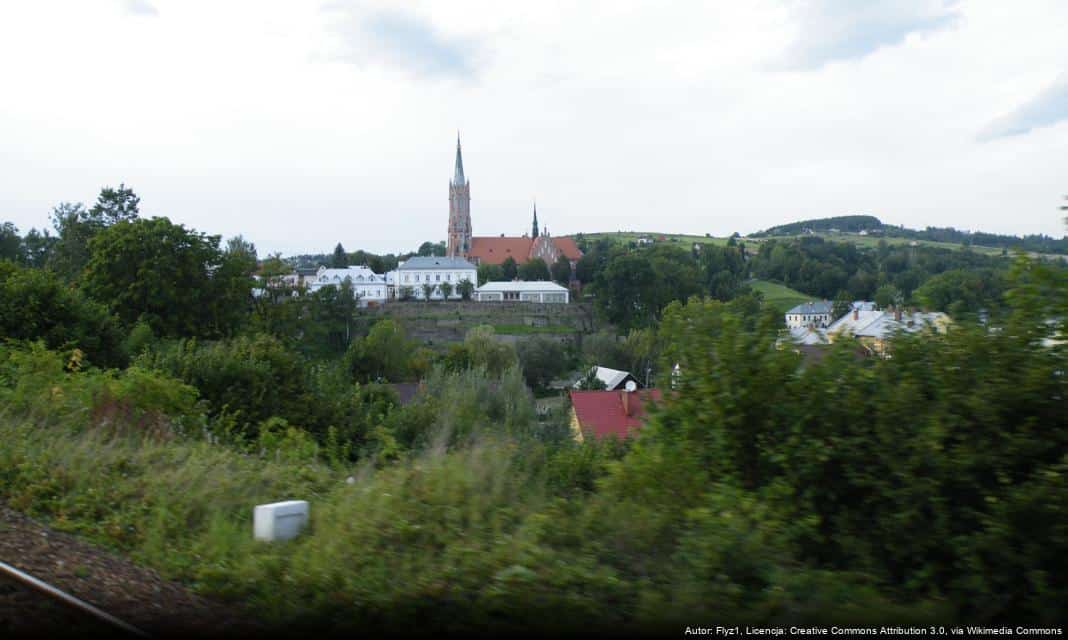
[
  {"x1": 551, "y1": 236, "x2": 583, "y2": 261},
  {"x1": 468, "y1": 237, "x2": 534, "y2": 265},
  {"x1": 569, "y1": 389, "x2": 662, "y2": 440},
  {"x1": 467, "y1": 235, "x2": 584, "y2": 265}
]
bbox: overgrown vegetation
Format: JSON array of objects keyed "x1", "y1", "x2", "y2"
[{"x1": 2, "y1": 185, "x2": 1067, "y2": 633}]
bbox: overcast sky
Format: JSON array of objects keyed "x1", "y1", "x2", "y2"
[{"x1": 2, "y1": 0, "x2": 1066, "y2": 255}]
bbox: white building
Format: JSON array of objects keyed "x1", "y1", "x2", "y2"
[
  {"x1": 307, "y1": 265, "x2": 387, "y2": 306},
  {"x1": 476, "y1": 280, "x2": 569, "y2": 303},
  {"x1": 394, "y1": 256, "x2": 477, "y2": 300},
  {"x1": 785, "y1": 301, "x2": 834, "y2": 329}
]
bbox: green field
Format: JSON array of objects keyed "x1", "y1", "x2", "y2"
[
  {"x1": 755, "y1": 232, "x2": 1006, "y2": 256},
  {"x1": 493, "y1": 323, "x2": 575, "y2": 335},
  {"x1": 748, "y1": 279, "x2": 814, "y2": 313},
  {"x1": 580, "y1": 231, "x2": 731, "y2": 247},
  {"x1": 580, "y1": 230, "x2": 1017, "y2": 257}
]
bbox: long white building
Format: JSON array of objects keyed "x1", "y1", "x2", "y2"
[{"x1": 475, "y1": 281, "x2": 569, "y2": 303}]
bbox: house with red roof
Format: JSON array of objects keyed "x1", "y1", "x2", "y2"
[{"x1": 568, "y1": 388, "x2": 662, "y2": 442}]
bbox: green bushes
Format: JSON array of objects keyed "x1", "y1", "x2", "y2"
[{"x1": 0, "y1": 262, "x2": 126, "y2": 367}]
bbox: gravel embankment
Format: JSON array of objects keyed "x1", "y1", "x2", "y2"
[{"x1": 0, "y1": 505, "x2": 262, "y2": 638}]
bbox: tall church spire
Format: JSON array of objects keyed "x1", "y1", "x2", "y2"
[
  {"x1": 532, "y1": 200, "x2": 539, "y2": 238},
  {"x1": 453, "y1": 132, "x2": 465, "y2": 185},
  {"x1": 447, "y1": 133, "x2": 472, "y2": 258}
]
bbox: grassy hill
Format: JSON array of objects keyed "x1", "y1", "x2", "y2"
[
  {"x1": 748, "y1": 279, "x2": 813, "y2": 313},
  {"x1": 579, "y1": 231, "x2": 731, "y2": 247}
]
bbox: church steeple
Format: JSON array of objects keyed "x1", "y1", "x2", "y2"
[
  {"x1": 447, "y1": 133, "x2": 472, "y2": 258},
  {"x1": 532, "y1": 200, "x2": 539, "y2": 238},
  {"x1": 453, "y1": 132, "x2": 465, "y2": 185}
]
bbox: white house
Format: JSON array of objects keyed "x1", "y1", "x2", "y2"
[
  {"x1": 395, "y1": 256, "x2": 477, "y2": 300},
  {"x1": 573, "y1": 366, "x2": 640, "y2": 391},
  {"x1": 785, "y1": 301, "x2": 834, "y2": 329},
  {"x1": 475, "y1": 280, "x2": 569, "y2": 303},
  {"x1": 307, "y1": 265, "x2": 387, "y2": 306}
]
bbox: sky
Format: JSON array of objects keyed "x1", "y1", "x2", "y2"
[{"x1": 1, "y1": 0, "x2": 1066, "y2": 256}]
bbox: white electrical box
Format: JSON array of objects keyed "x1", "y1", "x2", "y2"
[{"x1": 253, "y1": 500, "x2": 309, "y2": 542}]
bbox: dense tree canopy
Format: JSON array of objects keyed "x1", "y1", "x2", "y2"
[{"x1": 82, "y1": 217, "x2": 252, "y2": 338}]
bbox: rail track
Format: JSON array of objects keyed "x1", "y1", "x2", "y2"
[{"x1": 0, "y1": 560, "x2": 148, "y2": 638}]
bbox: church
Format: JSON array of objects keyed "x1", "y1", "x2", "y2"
[{"x1": 446, "y1": 136, "x2": 582, "y2": 271}]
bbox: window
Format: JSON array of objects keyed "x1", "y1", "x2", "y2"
[
  {"x1": 446, "y1": 274, "x2": 451, "y2": 281},
  {"x1": 404, "y1": 275, "x2": 409, "y2": 283},
  {"x1": 435, "y1": 274, "x2": 440, "y2": 282}
]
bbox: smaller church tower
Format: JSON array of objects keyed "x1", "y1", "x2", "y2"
[
  {"x1": 532, "y1": 201, "x2": 539, "y2": 238},
  {"x1": 447, "y1": 134, "x2": 472, "y2": 257}
]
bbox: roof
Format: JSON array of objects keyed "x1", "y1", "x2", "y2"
[
  {"x1": 551, "y1": 236, "x2": 582, "y2": 261},
  {"x1": 467, "y1": 235, "x2": 584, "y2": 265},
  {"x1": 787, "y1": 326, "x2": 829, "y2": 345},
  {"x1": 467, "y1": 236, "x2": 534, "y2": 264},
  {"x1": 477, "y1": 280, "x2": 569, "y2": 293},
  {"x1": 787, "y1": 300, "x2": 833, "y2": 315},
  {"x1": 312, "y1": 266, "x2": 385, "y2": 284},
  {"x1": 829, "y1": 309, "x2": 950, "y2": 339},
  {"x1": 827, "y1": 309, "x2": 882, "y2": 336},
  {"x1": 572, "y1": 366, "x2": 635, "y2": 390},
  {"x1": 854, "y1": 311, "x2": 949, "y2": 339},
  {"x1": 453, "y1": 135, "x2": 465, "y2": 185},
  {"x1": 397, "y1": 256, "x2": 477, "y2": 270},
  {"x1": 569, "y1": 389, "x2": 662, "y2": 440}
]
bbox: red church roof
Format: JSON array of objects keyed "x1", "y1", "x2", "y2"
[
  {"x1": 551, "y1": 236, "x2": 583, "y2": 261},
  {"x1": 468, "y1": 236, "x2": 534, "y2": 265},
  {"x1": 569, "y1": 389, "x2": 662, "y2": 440},
  {"x1": 467, "y1": 235, "x2": 583, "y2": 266}
]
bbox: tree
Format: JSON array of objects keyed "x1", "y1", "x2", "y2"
[
  {"x1": 418, "y1": 241, "x2": 446, "y2": 257},
  {"x1": 832, "y1": 291, "x2": 852, "y2": 320},
  {"x1": 421, "y1": 283, "x2": 435, "y2": 301},
  {"x1": 0, "y1": 262, "x2": 126, "y2": 367},
  {"x1": 517, "y1": 336, "x2": 568, "y2": 391},
  {"x1": 0, "y1": 222, "x2": 23, "y2": 262},
  {"x1": 346, "y1": 319, "x2": 416, "y2": 383},
  {"x1": 477, "y1": 263, "x2": 503, "y2": 285},
  {"x1": 399, "y1": 285, "x2": 414, "y2": 301},
  {"x1": 518, "y1": 257, "x2": 550, "y2": 281},
  {"x1": 457, "y1": 278, "x2": 475, "y2": 300},
  {"x1": 20, "y1": 228, "x2": 56, "y2": 268},
  {"x1": 873, "y1": 284, "x2": 902, "y2": 310},
  {"x1": 551, "y1": 255, "x2": 572, "y2": 285},
  {"x1": 439, "y1": 280, "x2": 454, "y2": 300},
  {"x1": 82, "y1": 217, "x2": 246, "y2": 338},
  {"x1": 501, "y1": 256, "x2": 518, "y2": 281},
  {"x1": 47, "y1": 202, "x2": 93, "y2": 279},
  {"x1": 332, "y1": 243, "x2": 349, "y2": 268},
  {"x1": 87, "y1": 183, "x2": 139, "y2": 225},
  {"x1": 575, "y1": 367, "x2": 607, "y2": 390}
]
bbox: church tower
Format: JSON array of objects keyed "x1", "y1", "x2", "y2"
[{"x1": 447, "y1": 134, "x2": 472, "y2": 257}]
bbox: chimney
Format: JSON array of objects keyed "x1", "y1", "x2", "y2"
[
  {"x1": 894, "y1": 307, "x2": 902, "y2": 322},
  {"x1": 621, "y1": 388, "x2": 636, "y2": 416},
  {"x1": 853, "y1": 308, "x2": 859, "y2": 321}
]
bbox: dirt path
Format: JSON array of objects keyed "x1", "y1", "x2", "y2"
[{"x1": 0, "y1": 505, "x2": 262, "y2": 638}]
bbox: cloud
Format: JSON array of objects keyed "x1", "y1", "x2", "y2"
[
  {"x1": 977, "y1": 75, "x2": 1068, "y2": 141},
  {"x1": 774, "y1": 0, "x2": 960, "y2": 70},
  {"x1": 120, "y1": 0, "x2": 158, "y2": 17},
  {"x1": 322, "y1": 3, "x2": 477, "y2": 78}
]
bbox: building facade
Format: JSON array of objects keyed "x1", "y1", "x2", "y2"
[
  {"x1": 395, "y1": 256, "x2": 477, "y2": 300},
  {"x1": 475, "y1": 280, "x2": 569, "y2": 303},
  {"x1": 307, "y1": 266, "x2": 387, "y2": 306}
]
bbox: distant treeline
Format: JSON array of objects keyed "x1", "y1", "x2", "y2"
[{"x1": 752, "y1": 215, "x2": 1068, "y2": 254}]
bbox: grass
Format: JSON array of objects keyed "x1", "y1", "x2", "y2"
[
  {"x1": 580, "y1": 231, "x2": 731, "y2": 247},
  {"x1": 756, "y1": 232, "x2": 1006, "y2": 256},
  {"x1": 748, "y1": 279, "x2": 814, "y2": 313},
  {"x1": 493, "y1": 323, "x2": 575, "y2": 335}
]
